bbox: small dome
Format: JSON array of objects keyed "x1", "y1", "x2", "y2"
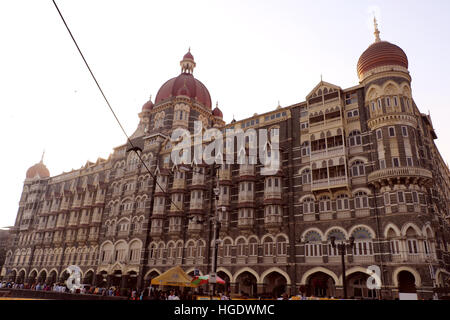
[
  {"x1": 26, "y1": 162, "x2": 50, "y2": 179},
  {"x1": 183, "y1": 50, "x2": 194, "y2": 60},
  {"x1": 142, "y1": 97, "x2": 154, "y2": 111},
  {"x1": 357, "y1": 40, "x2": 408, "y2": 79},
  {"x1": 212, "y1": 106, "x2": 223, "y2": 118}
]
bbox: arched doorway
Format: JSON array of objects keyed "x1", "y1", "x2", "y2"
[
  {"x1": 60, "y1": 270, "x2": 70, "y2": 284},
  {"x1": 217, "y1": 271, "x2": 230, "y2": 294},
  {"x1": 235, "y1": 271, "x2": 257, "y2": 298},
  {"x1": 305, "y1": 272, "x2": 336, "y2": 298},
  {"x1": 28, "y1": 270, "x2": 37, "y2": 285},
  {"x1": 38, "y1": 270, "x2": 47, "y2": 284},
  {"x1": 127, "y1": 271, "x2": 138, "y2": 289},
  {"x1": 346, "y1": 272, "x2": 377, "y2": 299},
  {"x1": 48, "y1": 270, "x2": 57, "y2": 285},
  {"x1": 96, "y1": 271, "x2": 108, "y2": 287},
  {"x1": 9, "y1": 270, "x2": 18, "y2": 283},
  {"x1": 144, "y1": 270, "x2": 160, "y2": 288},
  {"x1": 83, "y1": 270, "x2": 94, "y2": 285},
  {"x1": 398, "y1": 271, "x2": 417, "y2": 294},
  {"x1": 263, "y1": 272, "x2": 287, "y2": 298},
  {"x1": 111, "y1": 270, "x2": 122, "y2": 288}
]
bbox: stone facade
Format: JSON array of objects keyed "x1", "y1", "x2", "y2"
[{"x1": 2, "y1": 30, "x2": 450, "y2": 300}]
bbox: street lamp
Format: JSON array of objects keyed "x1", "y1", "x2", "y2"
[{"x1": 330, "y1": 235, "x2": 355, "y2": 299}]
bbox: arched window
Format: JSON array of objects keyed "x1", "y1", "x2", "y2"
[
  {"x1": 302, "y1": 197, "x2": 315, "y2": 214},
  {"x1": 351, "y1": 161, "x2": 365, "y2": 177},
  {"x1": 352, "y1": 228, "x2": 373, "y2": 256},
  {"x1": 304, "y1": 231, "x2": 322, "y2": 257},
  {"x1": 336, "y1": 194, "x2": 349, "y2": 211},
  {"x1": 236, "y1": 238, "x2": 246, "y2": 257},
  {"x1": 319, "y1": 196, "x2": 331, "y2": 212},
  {"x1": 187, "y1": 241, "x2": 196, "y2": 258},
  {"x1": 354, "y1": 192, "x2": 369, "y2": 209},
  {"x1": 223, "y1": 239, "x2": 232, "y2": 257},
  {"x1": 276, "y1": 236, "x2": 288, "y2": 256},
  {"x1": 301, "y1": 141, "x2": 310, "y2": 157},
  {"x1": 263, "y1": 237, "x2": 274, "y2": 256},
  {"x1": 302, "y1": 169, "x2": 311, "y2": 184},
  {"x1": 348, "y1": 130, "x2": 362, "y2": 146},
  {"x1": 249, "y1": 238, "x2": 258, "y2": 256},
  {"x1": 405, "y1": 227, "x2": 419, "y2": 255},
  {"x1": 197, "y1": 240, "x2": 205, "y2": 257},
  {"x1": 327, "y1": 230, "x2": 346, "y2": 256}
]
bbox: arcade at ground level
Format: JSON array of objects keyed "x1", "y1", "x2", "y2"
[{"x1": 4, "y1": 265, "x2": 450, "y2": 300}]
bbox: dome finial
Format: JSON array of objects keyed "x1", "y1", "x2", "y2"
[
  {"x1": 149, "y1": 94, "x2": 152, "y2": 101},
  {"x1": 373, "y1": 15, "x2": 381, "y2": 42},
  {"x1": 40, "y1": 149, "x2": 45, "y2": 163}
]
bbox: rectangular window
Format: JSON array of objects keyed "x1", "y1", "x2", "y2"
[
  {"x1": 392, "y1": 157, "x2": 400, "y2": 167},
  {"x1": 377, "y1": 99, "x2": 382, "y2": 108},
  {"x1": 376, "y1": 129, "x2": 382, "y2": 140},
  {"x1": 386, "y1": 97, "x2": 391, "y2": 107},
  {"x1": 397, "y1": 191, "x2": 405, "y2": 203},
  {"x1": 394, "y1": 96, "x2": 398, "y2": 106},
  {"x1": 389, "y1": 127, "x2": 396, "y2": 137},
  {"x1": 384, "y1": 193, "x2": 390, "y2": 205},
  {"x1": 406, "y1": 157, "x2": 413, "y2": 166},
  {"x1": 402, "y1": 126, "x2": 408, "y2": 137},
  {"x1": 412, "y1": 191, "x2": 419, "y2": 203},
  {"x1": 379, "y1": 159, "x2": 386, "y2": 169}
]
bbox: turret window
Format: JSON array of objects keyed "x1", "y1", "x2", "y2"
[{"x1": 388, "y1": 127, "x2": 396, "y2": 137}]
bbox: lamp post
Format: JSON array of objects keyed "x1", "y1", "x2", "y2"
[
  {"x1": 209, "y1": 166, "x2": 222, "y2": 299},
  {"x1": 330, "y1": 236, "x2": 355, "y2": 299}
]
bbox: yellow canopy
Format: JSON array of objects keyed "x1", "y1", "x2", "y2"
[{"x1": 150, "y1": 266, "x2": 194, "y2": 287}]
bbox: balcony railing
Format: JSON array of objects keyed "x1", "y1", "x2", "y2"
[
  {"x1": 312, "y1": 176, "x2": 348, "y2": 191},
  {"x1": 368, "y1": 167, "x2": 433, "y2": 184},
  {"x1": 238, "y1": 192, "x2": 254, "y2": 202},
  {"x1": 238, "y1": 218, "x2": 254, "y2": 228},
  {"x1": 310, "y1": 145, "x2": 345, "y2": 162}
]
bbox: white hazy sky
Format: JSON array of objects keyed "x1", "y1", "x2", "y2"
[{"x1": 0, "y1": 0, "x2": 449, "y2": 228}]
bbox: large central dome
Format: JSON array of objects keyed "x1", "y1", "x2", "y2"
[{"x1": 155, "y1": 50, "x2": 212, "y2": 109}]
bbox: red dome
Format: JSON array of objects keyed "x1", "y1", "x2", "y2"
[
  {"x1": 142, "y1": 99, "x2": 154, "y2": 111},
  {"x1": 183, "y1": 51, "x2": 194, "y2": 60},
  {"x1": 357, "y1": 41, "x2": 408, "y2": 78},
  {"x1": 212, "y1": 106, "x2": 223, "y2": 118},
  {"x1": 155, "y1": 73, "x2": 212, "y2": 109},
  {"x1": 26, "y1": 162, "x2": 50, "y2": 179}
]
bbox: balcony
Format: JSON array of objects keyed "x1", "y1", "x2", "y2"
[
  {"x1": 83, "y1": 196, "x2": 94, "y2": 207},
  {"x1": 219, "y1": 170, "x2": 232, "y2": 181},
  {"x1": 218, "y1": 196, "x2": 230, "y2": 207},
  {"x1": 368, "y1": 167, "x2": 433, "y2": 186},
  {"x1": 150, "y1": 227, "x2": 163, "y2": 237},
  {"x1": 191, "y1": 174, "x2": 205, "y2": 185},
  {"x1": 310, "y1": 145, "x2": 345, "y2": 162},
  {"x1": 23, "y1": 209, "x2": 33, "y2": 220},
  {"x1": 92, "y1": 214, "x2": 102, "y2": 224},
  {"x1": 72, "y1": 199, "x2": 82, "y2": 209},
  {"x1": 264, "y1": 214, "x2": 282, "y2": 228},
  {"x1": 189, "y1": 201, "x2": 203, "y2": 211},
  {"x1": 88, "y1": 234, "x2": 99, "y2": 241},
  {"x1": 187, "y1": 223, "x2": 202, "y2": 233},
  {"x1": 312, "y1": 176, "x2": 349, "y2": 191},
  {"x1": 352, "y1": 255, "x2": 375, "y2": 264},
  {"x1": 117, "y1": 230, "x2": 129, "y2": 238},
  {"x1": 264, "y1": 188, "x2": 282, "y2": 200},
  {"x1": 169, "y1": 225, "x2": 183, "y2": 235},
  {"x1": 238, "y1": 192, "x2": 254, "y2": 203},
  {"x1": 239, "y1": 165, "x2": 255, "y2": 176},
  {"x1": 60, "y1": 201, "x2": 70, "y2": 211},
  {"x1": 95, "y1": 193, "x2": 105, "y2": 204},
  {"x1": 53, "y1": 235, "x2": 63, "y2": 243},
  {"x1": 41, "y1": 205, "x2": 51, "y2": 214},
  {"x1": 238, "y1": 218, "x2": 254, "y2": 229},
  {"x1": 43, "y1": 238, "x2": 53, "y2": 245},
  {"x1": 172, "y1": 179, "x2": 186, "y2": 189},
  {"x1": 67, "y1": 219, "x2": 78, "y2": 227}
]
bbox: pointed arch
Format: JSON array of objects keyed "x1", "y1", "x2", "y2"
[
  {"x1": 300, "y1": 267, "x2": 340, "y2": 286},
  {"x1": 232, "y1": 267, "x2": 260, "y2": 283},
  {"x1": 260, "y1": 267, "x2": 291, "y2": 285},
  {"x1": 392, "y1": 267, "x2": 421, "y2": 287}
]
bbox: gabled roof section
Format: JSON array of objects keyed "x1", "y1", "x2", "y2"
[{"x1": 306, "y1": 81, "x2": 342, "y2": 100}]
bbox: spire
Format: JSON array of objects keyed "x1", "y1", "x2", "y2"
[
  {"x1": 373, "y1": 16, "x2": 381, "y2": 42},
  {"x1": 40, "y1": 150, "x2": 45, "y2": 163}
]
